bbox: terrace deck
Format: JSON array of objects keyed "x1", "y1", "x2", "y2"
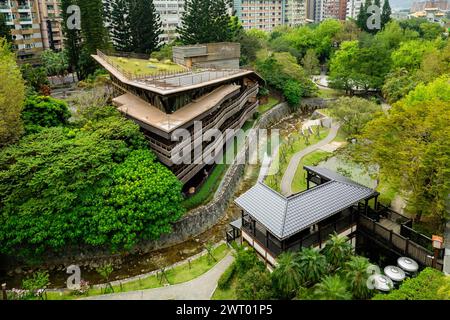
[{"x1": 113, "y1": 84, "x2": 241, "y2": 133}]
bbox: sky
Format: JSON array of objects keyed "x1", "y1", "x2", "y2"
[{"x1": 388, "y1": 0, "x2": 415, "y2": 10}]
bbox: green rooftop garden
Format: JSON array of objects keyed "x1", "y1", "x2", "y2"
[{"x1": 108, "y1": 56, "x2": 186, "y2": 76}]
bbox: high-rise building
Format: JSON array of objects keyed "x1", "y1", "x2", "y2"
[
  {"x1": 346, "y1": 0, "x2": 364, "y2": 19},
  {"x1": 321, "y1": 0, "x2": 347, "y2": 20},
  {"x1": 285, "y1": 0, "x2": 307, "y2": 26},
  {"x1": 233, "y1": 0, "x2": 287, "y2": 31},
  {"x1": 37, "y1": 0, "x2": 63, "y2": 51},
  {"x1": 154, "y1": 0, "x2": 185, "y2": 43},
  {"x1": 0, "y1": 0, "x2": 63, "y2": 63}
]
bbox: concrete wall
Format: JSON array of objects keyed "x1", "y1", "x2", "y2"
[{"x1": 173, "y1": 42, "x2": 241, "y2": 69}]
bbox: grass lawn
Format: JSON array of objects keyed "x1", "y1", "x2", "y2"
[
  {"x1": 317, "y1": 88, "x2": 345, "y2": 99},
  {"x1": 291, "y1": 150, "x2": 333, "y2": 193},
  {"x1": 182, "y1": 163, "x2": 228, "y2": 210},
  {"x1": 46, "y1": 244, "x2": 230, "y2": 300},
  {"x1": 211, "y1": 270, "x2": 238, "y2": 300},
  {"x1": 265, "y1": 126, "x2": 330, "y2": 192},
  {"x1": 181, "y1": 120, "x2": 255, "y2": 210},
  {"x1": 258, "y1": 96, "x2": 280, "y2": 114},
  {"x1": 108, "y1": 56, "x2": 185, "y2": 76}
]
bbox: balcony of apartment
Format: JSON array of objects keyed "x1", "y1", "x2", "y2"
[
  {"x1": 17, "y1": 2, "x2": 31, "y2": 12},
  {"x1": 19, "y1": 14, "x2": 32, "y2": 24},
  {"x1": 0, "y1": 1, "x2": 11, "y2": 11}
]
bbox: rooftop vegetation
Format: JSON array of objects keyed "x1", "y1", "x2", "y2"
[{"x1": 108, "y1": 56, "x2": 186, "y2": 76}]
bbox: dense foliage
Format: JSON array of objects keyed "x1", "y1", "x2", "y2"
[
  {"x1": 128, "y1": 0, "x2": 162, "y2": 54},
  {"x1": 61, "y1": 0, "x2": 110, "y2": 79},
  {"x1": 328, "y1": 96, "x2": 381, "y2": 136},
  {"x1": 0, "y1": 39, "x2": 25, "y2": 147},
  {"x1": 178, "y1": 0, "x2": 230, "y2": 45},
  {"x1": 0, "y1": 109, "x2": 184, "y2": 260},
  {"x1": 21, "y1": 96, "x2": 71, "y2": 133},
  {"x1": 230, "y1": 234, "x2": 378, "y2": 300},
  {"x1": 352, "y1": 77, "x2": 450, "y2": 225},
  {"x1": 0, "y1": 13, "x2": 12, "y2": 43},
  {"x1": 373, "y1": 268, "x2": 450, "y2": 300},
  {"x1": 256, "y1": 52, "x2": 317, "y2": 107}
]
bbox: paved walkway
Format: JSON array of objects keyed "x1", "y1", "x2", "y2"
[
  {"x1": 280, "y1": 122, "x2": 340, "y2": 196},
  {"x1": 83, "y1": 253, "x2": 234, "y2": 300}
]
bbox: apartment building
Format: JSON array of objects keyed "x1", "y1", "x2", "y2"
[
  {"x1": 233, "y1": 0, "x2": 287, "y2": 31},
  {"x1": 345, "y1": 0, "x2": 364, "y2": 19},
  {"x1": 0, "y1": 0, "x2": 63, "y2": 63},
  {"x1": 285, "y1": 0, "x2": 307, "y2": 26},
  {"x1": 37, "y1": 0, "x2": 63, "y2": 51},
  {"x1": 154, "y1": 0, "x2": 185, "y2": 43}
]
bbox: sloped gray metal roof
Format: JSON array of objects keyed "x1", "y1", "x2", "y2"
[
  {"x1": 235, "y1": 168, "x2": 377, "y2": 240},
  {"x1": 304, "y1": 166, "x2": 367, "y2": 187}
]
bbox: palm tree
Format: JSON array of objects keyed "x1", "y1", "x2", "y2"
[
  {"x1": 271, "y1": 251, "x2": 302, "y2": 299},
  {"x1": 344, "y1": 256, "x2": 374, "y2": 300},
  {"x1": 322, "y1": 233, "x2": 353, "y2": 271},
  {"x1": 312, "y1": 275, "x2": 352, "y2": 300},
  {"x1": 297, "y1": 247, "x2": 327, "y2": 286}
]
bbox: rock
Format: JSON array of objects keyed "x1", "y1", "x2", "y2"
[{"x1": 14, "y1": 267, "x2": 22, "y2": 274}]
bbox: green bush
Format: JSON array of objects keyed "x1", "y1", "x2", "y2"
[
  {"x1": 22, "y1": 95, "x2": 71, "y2": 133},
  {"x1": 373, "y1": 268, "x2": 450, "y2": 300},
  {"x1": 234, "y1": 246, "x2": 265, "y2": 276},
  {"x1": 0, "y1": 114, "x2": 183, "y2": 260},
  {"x1": 218, "y1": 262, "x2": 237, "y2": 290}
]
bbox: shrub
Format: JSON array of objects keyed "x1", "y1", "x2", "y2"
[
  {"x1": 233, "y1": 246, "x2": 265, "y2": 276},
  {"x1": 373, "y1": 268, "x2": 450, "y2": 300},
  {"x1": 217, "y1": 262, "x2": 236, "y2": 290},
  {"x1": 22, "y1": 95, "x2": 71, "y2": 133}
]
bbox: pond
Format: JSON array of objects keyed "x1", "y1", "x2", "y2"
[{"x1": 317, "y1": 155, "x2": 377, "y2": 189}]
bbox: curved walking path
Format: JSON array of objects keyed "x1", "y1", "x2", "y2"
[
  {"x1": 83, "y1": 253, "x2": 234, "y2": 300},
  {"x1": 280, "y1": 122, "x2": 340, "y2": 196}
]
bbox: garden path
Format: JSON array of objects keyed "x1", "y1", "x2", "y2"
[
  {"x1": 280, "y1": 122, "x2": 340, "y2": 196},
  {"x1": 83, "y1": 253, "x2": 234, "y2": 300}
]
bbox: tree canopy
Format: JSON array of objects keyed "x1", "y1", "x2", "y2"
[
  {"x1": 0, "y1": 109, "x2": 184, "y2": 260},
  {"x1": 352, "y1": 76, "x2": 450, "y2": 224},
  {"x1": 0, "y1": 38, "x2": 25, "y2": 147},
  {"x1": 177, "y1": 0, "x2": 230, "y2": 45}
]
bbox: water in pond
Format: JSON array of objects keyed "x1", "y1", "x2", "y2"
[{"x1": 317, "y1": 155, "x2": 377, "y2": 189}]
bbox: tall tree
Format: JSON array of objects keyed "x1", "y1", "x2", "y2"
[
  {"x1": 0, "y1": 13, "x2": 12, "y2": 43},
  {"x1": 129, "y1": 0, "x2": 162, "y2": 54},
  {"x1": 0, "y1": 38, "x2": 25, "y2": 147},
  {"x1": 356, "y1": 3, "x2": 366, "y2": 31},
  {"x1": 352, "y1": 76, "x2": 450, "y2": 225},
  {"x1": 178, "y1": 0, "x2": 230, "y2": 45},
  {"x1": 381, "y1": 0, "x2": 392, "y2": 29},
  {"x1": 61, "y1": 0, "x2": 82, "y2": 79},
  {"x1": 109, "y1": 0, "x2": 133, "y2": 52},
  {"x1": 77, "y1": 0, "x2": 110, "y2": 78}
]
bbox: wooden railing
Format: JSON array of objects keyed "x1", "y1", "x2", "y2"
[{"x1": 358, "y1": 214, "x2": 443, "y2": 271}]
